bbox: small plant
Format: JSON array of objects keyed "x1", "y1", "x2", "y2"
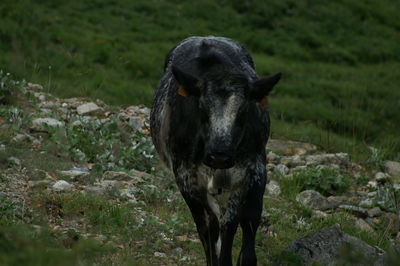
[
  {"x1": 375, "y1": 183, "x2": 400, "y2": 213},
  {"x1": 365, "y1": 146, "x2": 385, "y2": 170},
  {"x1": 0, "y1": 70, "x2": 26, "y2": 105},
  {"x1": 47, "y1": 116, "x2": 157, "y2": 173},
  {"x1": 280, "y1": 166, "x2": 351, "y2": 198}
]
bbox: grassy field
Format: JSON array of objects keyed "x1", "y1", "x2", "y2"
[{"x1": 1, "y1": 0, "x2": 400, "y2": 161}]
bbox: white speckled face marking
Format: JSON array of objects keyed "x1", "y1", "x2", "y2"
[{"x1": 210, "y1": 95, "x2": 241, "y2": 137}]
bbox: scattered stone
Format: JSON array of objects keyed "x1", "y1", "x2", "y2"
[
  {"x1": 266, "y1": 180, "x2": 281, "y2": 196},
  {"x1": 129, "y1": 168, "x2": 152, "y2": 180},
  {"x1": 0, "y1": 144, "x2": 5, "y2": 152},
  {"x1": 375, "y1": 172, "x2": 389, "y2": 183},
  {"x1": 59, "y1": 168, "x2": 89, "y2": 179},
  {"x1": 266, "y1": 151, "x2": 280, "y2": 164},
  {"x1": 368, "y1": 181, "x2": 378, "y2": 189},
  {"x1": 76, "y1": 102, "x2": 101, "y2": 115},
  {"x1": 355, "y1": 218, "x2": 375, "y2": 233},
  {"x1": 28, "y1": 179, "x2": 52, "y2": 188},
  {"x1": 284, "y1": 224, "x2": 385, "y2": 265},
  {"x1": 84, "y1": 180, "x2": 122, "y2": 195},
  {"x1": 296, "y1": 190, "x2": 332, "y2": 211},
  {"x1": 327, "y1": 196, "x2": 349, "y2": 208},
  {"x1": 338, "y1": 205, "x2": 368, "y2": 218},
  {"x1": 384, "y1": 161, "x2": 400, "y2": 179},
  {"x1": 311, "y1": 210, "x2": 328, "y2": 219},
  {"x1": 368, "y1": 207, "x2": 382, "y2": 218},
  {"x1": 7, "y1": 157, "x2": 21, "y2": 166},
  {"x1": 130, "y1": 116, "x2": 143, "y2": 131},
  {"x1": 103, "y1": 171, "x2": 140, "y2": 182},
  {"x1": 359, "y1": 198, "x2": 374, "y2": 208},
  {"x1": 53, "y1": 180, "x2": 74, "y2": 192},
  {"x1": 31, "y1": 118, "x2": 64, "y2": 131},
  {"x1": 275, "y1": 164, "x2": 289, "y2": 176},
  {"x1": 12, "y1": 134, "x2": 28, "y2": 143},
  {"x1": 266, "y1": 139, "x2": 317, "y2": 155},
  {"x1": 154, "y1": 252, "x2": 167, "y2": 258},
  {"x1": 305, "y1": 153, "x2": 349, "y2": 166},
  {"x1": 27, "y1": 83, "x2": 43, "y2": 92},
  {"x1": 71, "y1": 120, "x2": 83, "y2": 127}
]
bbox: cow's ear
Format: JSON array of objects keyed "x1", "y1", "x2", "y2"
[
  {"x1": 172, "y1": 66, "x2": 201, "y2": 97},
  {"x1": 250, "y1": 72, "x2": 282, "y2": 107}
]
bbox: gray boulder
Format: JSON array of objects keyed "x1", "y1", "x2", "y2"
[
  {"x1": 296, "y1": 190, "x2": 333, "y2": 211},
  {"x1": 285, "y1": 224, "x2": 386, "y2": 265}
]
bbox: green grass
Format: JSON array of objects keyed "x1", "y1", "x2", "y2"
[{"x1": 1, "y1": 0, "x2": 400, "y2": 162}]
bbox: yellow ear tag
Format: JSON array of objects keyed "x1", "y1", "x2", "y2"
[
  {"x1": 177, "y1": 85, "x2": 188, "y2": 97},
  {"x1": 259, "y1": 97, "x2": 268, "y2": 108}
]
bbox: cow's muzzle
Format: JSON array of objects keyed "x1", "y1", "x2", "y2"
[{"x1": 203, "y1": 151, "x2": 234, "y2": 169}]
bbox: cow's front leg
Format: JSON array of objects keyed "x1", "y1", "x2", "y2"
[
  {"x1": 218, "y1": 218, "x2": 239, "y2": 266},
  {"x1": 237, "y1": 183, "x2": 264, "y2": 266},
  {"x1": 180, "y1": 192, "x2": 220, "y2": 266}
]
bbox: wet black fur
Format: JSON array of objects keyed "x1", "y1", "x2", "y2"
[{"x1": 150, "y1": 37, "x2": 280, "y2": 266}]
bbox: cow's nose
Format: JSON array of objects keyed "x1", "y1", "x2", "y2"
[{"x1": 204, "y1": 152, "x2": 234, "y2": 169}]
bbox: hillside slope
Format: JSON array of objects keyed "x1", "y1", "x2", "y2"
[
  {"x1": 1, "y1": 78, "x2": 400, "y2": 265},
  {"x1": 1, "y1": 0, "x2": 399, "y2": 160}
]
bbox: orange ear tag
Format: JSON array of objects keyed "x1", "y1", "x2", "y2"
[
  {"x1": 259, "y1": 96, "x2": 268, "y2": 108},
  {"x1": 177, "y1": 85, "x2": 188, "y2": 97}
]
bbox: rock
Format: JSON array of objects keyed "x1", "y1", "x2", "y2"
[
  {"x1": 266, "y1": 139, "x2": 317, "y2": 155},
  {"x1": 130, "y1": 116, "x2": 143, "y2": 131},
  {"x1": 375, "y1": 172, "x2": 389, "y2": 183},
  {"x1": 266, "y1": 151, "x2": 280, "y2": 164},
  {"x1": 103, "y1": 171, "x2": 140, "y2": 182},
  {"x1": 84, "y1": 180, "x2": 122, "y2": 195},
  {"x1": 338, "y1": 205, "x2": 368, "y2": 218},
  {"x1": 311, "y1": 210, "x2": 328, "y2": 219},
  {"x1": 27, "y1": 83, "x2": 43, "y2": 92},
  {"x1": 359, "y1": 198, "x2": 374, "y2": 208},
  {"x1": 12, "y1": 134, "x2": 28, "y2": 143},
  {"x1": 305, "y1": 153, "x2": 349, "y2": 166},
  {"x1": 154, "y1": 252, "x2": 167, "y2": 258},
  {"x1": 327, "y1": 196, "x2": 349, "y2": 208},
  {"x1": 76, "y1": 102, "x2": 101, "y2": 115},
  {"x1": 355, "y1": 218, "x2": 375, "y2": 233},
  {"x1": 59, "y1": 168, "x2": 89, "y2": 180},
  {"x1": 53, "y1": 180, "x2": 74, "y2": 192},
  {"x1": 266, "y1": 180, "x2": 281, "y2": 196},
  {"x1": 71, "y1": 120, "x2": 83, "y2": 127},
  {"x1": 296, "y1": 190, "x2": 333, "y2": 210},
  {"x1": 368, "y1": 207, "x2": 382, "y2": 218},
  {"x1": 284, "y1": 224, "x2": 385, "y2": 265},
  {"x1": 384, "y1": 161, "x2": 400, "y2": 179},
  {"x1": 129, "y1": 168, "x2": 152, "y2": 180},
  {"x1": 31, "y1": 118, "x2": 64, "y2": 131},
  {"x1": 274, "y1": 164, "x2": 289, "y2": 176},
  {"x1": 7, "y1": 156, "x2": 21, "y2": 166},
  {"x1": 368, "y1": 181, "x2": 378, "y2": 189}
]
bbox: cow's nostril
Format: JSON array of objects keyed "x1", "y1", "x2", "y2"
[{"x1": 204, "y1": 152, "x2": 234, "y2": 169}]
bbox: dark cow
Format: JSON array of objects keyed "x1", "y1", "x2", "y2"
[{"x1": 150, "y1": 36, "x2": 281, "y2": 266}]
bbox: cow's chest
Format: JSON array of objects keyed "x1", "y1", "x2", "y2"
[{"x1": 197, "y1": 166, "x2": 246, "y2": 221}]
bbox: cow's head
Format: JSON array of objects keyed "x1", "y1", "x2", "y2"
[{"x1": 172, "y1": 65, "x2": 281, "y2": 169}]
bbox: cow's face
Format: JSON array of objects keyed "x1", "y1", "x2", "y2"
[{"x1": 172, "y1": 66, "x2": 281, "y2": 169}]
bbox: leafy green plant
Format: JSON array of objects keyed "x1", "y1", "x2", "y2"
[
  {"x1": 375, "y1": 183, "x2": 400, "y2": 213},
  {"x1": 47, "y1": 116, "x2": 156, "y2": 173},
  {"x1": 280, "y1": 166, "x2": 351, "y2": 197}
]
